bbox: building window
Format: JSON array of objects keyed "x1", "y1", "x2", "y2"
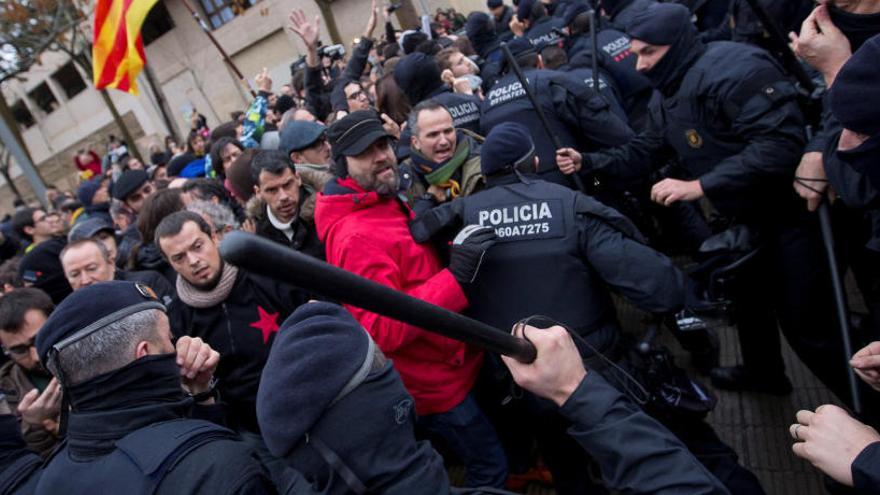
[
  {"x1": 11, "y1": 101, "x2": 35, "y2": 128},
  {"x1": 28, "y1": 82, "x2": 59, "y2": 114},
  {"x1": 142, "y1": 1, "x2": 175, "y2": 45},
  {"x1": 52, "y1": 62, "x2": 87, "y2": 100},
  {"x1": 199, "y1": 0, "x2": 255, "y2": 29}
]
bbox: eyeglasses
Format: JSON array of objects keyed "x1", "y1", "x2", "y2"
[
  {"x1": 3, "y1": 337, "x2": 35, "y2": 357},
  {"x1": 346, "y1": 89, "x2": 366, "y2": 101}
]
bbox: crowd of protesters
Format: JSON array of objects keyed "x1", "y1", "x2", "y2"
[{"x1": 2, "y1": 0, "x2": 880, "y2": 493}]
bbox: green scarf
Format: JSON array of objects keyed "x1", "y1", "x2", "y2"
[{"x1": 412, "y1": 137, "x2": 471, "y2": 186}]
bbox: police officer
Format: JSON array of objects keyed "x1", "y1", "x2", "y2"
[
  {"x1": 561, "y1": 4, "x2": 654, "y2": 130},
  {"x1": 393, "y1": 53, "x2": 483, "y2": 135},
  {"x1": 600, "y1": 0, "x2": 656, "y2": 31},
  {"x1": 411, "y1": 122, "x2": 764, "y2": 494},
  {"x1": 33, "y1": 281, "x2": 275, "y2": 494},
  {"x1": 511, "y1": 0, "x2": 566, "y2": 48},
  {"x1": 560, "y1": 3, "x2": 849, "y2": 402},
  {"x1": 480, "y1": 36, "x2": 633, "y2": 188}
]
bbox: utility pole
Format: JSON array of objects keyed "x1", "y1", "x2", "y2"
[{"x1": 0, "y1": 112, "x2": 47, "y2": 208}]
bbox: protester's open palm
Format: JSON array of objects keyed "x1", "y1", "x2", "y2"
[{"x1": 288, "y1": 9, "x2": 320, "y2": 48}]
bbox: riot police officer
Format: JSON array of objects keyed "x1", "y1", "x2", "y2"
[
  {"x1": 411, "y1": 122, "x2": 765, "y2": 494},
  {"x1": 480, "y1": 36, "x2": 633, "y2": 188},
  {"x1": 561, "y1": 3, "x2": 849, "y2": 403},
  {"x1": 32, "y1": 281, "x2": 275, "y2": 495}
]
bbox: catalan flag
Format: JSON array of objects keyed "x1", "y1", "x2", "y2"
[{"x1": 92, "y1": 0, "x2": 159, "y2": 95}]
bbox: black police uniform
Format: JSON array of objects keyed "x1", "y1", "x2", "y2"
[
  {"x1": 480, "y1": 68, "x2": 633, "y2": 187},
  {"x1": 525, "y1": 15, "x2": 566, "y2": 48},
  {"x1": 584, "y1": 39, "x2": 854, "y2": 405},
  {"x1": 566, "y1": 27, "x2": 654, "y2": 130},
  {"x1": 605, "y1": 0, "x2": 656, "y2": 30},
  {"x1": 411, "y1": 172, "x2": 762, "y2": 494},
  {"x1": 560, "y1": 64, "x2": 629, "y2": 124},
  {"x1": 428, "y1": 88, "x2": 483, "y2": 135},
  {"x1": 0, "y1": 415, "x2": 41, "y2": 495}
]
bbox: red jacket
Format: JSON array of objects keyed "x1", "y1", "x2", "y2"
[{"x1": 315, "y1": 177, "x2": 483, "y2": 415}]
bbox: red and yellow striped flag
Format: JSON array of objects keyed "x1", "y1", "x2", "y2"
[{"x1": 92, "y1": 0, "x2": 159, "y2": 95}]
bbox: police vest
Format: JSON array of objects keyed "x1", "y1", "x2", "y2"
[
  {"x1": 564, "y1": 67, "x2": 628, "y2": 123},
  {"x1": 568, "y1": 29, "x2": 652, "y2": 105},
  {"x1": 481, "y1": 70, "x2": 578, "y2": 186},
  {"x1": 0, "y1": 454, "x2": 40, "y2": 495},
  {"x1": 432, "y1": 92, "x2": 482, "y2": 134},
  {"x1": 36, "y1": 419, "x2": 235, "y2": 495},
  {"x1": 651, "y1": 42, "x2": 797, "y2": 216},
  {"x1": 460, "y1": 178, "x2": 630, "y2": 350}
]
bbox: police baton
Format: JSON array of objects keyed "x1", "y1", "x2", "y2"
[
  {"x1": 500, "y1": 42, "x2": 588, "y2": 193},
  {"x1": 220, "y1": 231, "x2": 538, "y2": 363},
  {"x1": 817, "y1": 200, "x2": 863, "y2": 414},
  {"x1": 588, "y1": 10, "x2": 601, "y2": 93},
  {"x1": 741, "y1": 0, "x2": 815, "y2": 93}
]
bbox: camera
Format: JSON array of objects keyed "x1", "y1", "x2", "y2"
[
  {"x1": 319, "y1": 44, "x2": 346, "y2": 61},
  {"x1": 290, "y1": 55, "x2": 307, "y2": 75}
]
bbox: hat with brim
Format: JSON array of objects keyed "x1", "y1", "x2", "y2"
[{"x1": 327, "y1": 110, "x2": 393, "y2": 158}]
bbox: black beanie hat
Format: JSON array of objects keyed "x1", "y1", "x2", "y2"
[
  {"x1": 830, "y1": 34, "x2": 880, "y2": 137},
  {"x1": 17, "y1": 237, "x2": 72, "y2": 305},
  {"x1": 518, "y1": 0, "x2": 534, "y2": 20},
  {"x1": 481, "y1": 122, "x2": 535, "y2": 175},
  {"x1": 35, "y1": 280, "x2": 165, "y2": 369},
  {"x1": 488, "y1": 0, "x2": 503, "y2": 7},
  {"x1": 626, "y1": 2, "x2": 691, "y2": 45},
  {"x1": 393, "y1": 53, "x2": 445, "y2": 105},
  {"x1": 112, "y1": 169, "x2": 148, "y2": 201},
  {"x1": 257, "y1": 302, "x2": 374, "y2": 458},
  {"x1": 166, "y1": 153, "x2": 197, "y2": 177}
]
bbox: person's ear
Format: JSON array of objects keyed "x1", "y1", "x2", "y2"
[
  {"x1": 410, "y1": 134, "x2": 420, "y2": 152},
  {"x1": 536, "y1": 55, "x2": 544, "y2": 70},
  {"x1": 533, "y1": 156, "x2": 540, "y2": 173},
  {"x1": 135, "y1": 340, "x2": 151, "y2": 359},
  {"x1": 23, "y1": 225, "x2": 34, "y2": 236}
]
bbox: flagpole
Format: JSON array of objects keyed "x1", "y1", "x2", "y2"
[{"x1": 180, "y1": 0, "x2": 258, "y2": 98}]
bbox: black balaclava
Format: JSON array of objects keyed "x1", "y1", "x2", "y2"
[
  {"x1": 828, "y1": 5, "x2": 880, "y2": 52},
  {"x1": 627, "y1": 3, "x2": 705, "y2": 94},
  {"x1": 466, "y1": 12, "x2": 500, "y2": 58}
]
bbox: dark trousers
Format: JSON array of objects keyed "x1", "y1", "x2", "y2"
[
  {"x1": 733, "y1": 212, "x2": 874, "y2": 410},
  {"x1": 418, "y1": 393, "x2": 509, "y2": 489}
]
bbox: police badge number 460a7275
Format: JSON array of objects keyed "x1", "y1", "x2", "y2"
[{"x1": 471, "y1": 199, "x2": 566, "y2": 242}]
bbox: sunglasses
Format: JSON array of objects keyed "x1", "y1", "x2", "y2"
[{"x1": 3, "y1": 337, "x2": 35, "y2": 357}]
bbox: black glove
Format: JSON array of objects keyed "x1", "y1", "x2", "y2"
[{"x1": 448, "y1": 225, "x2": 497, "y2": 284}]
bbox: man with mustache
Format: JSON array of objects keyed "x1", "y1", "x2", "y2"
[{"x1": 315, "y1": 110, "x2": 508, "y2": 489}]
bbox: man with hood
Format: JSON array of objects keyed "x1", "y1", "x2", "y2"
[
  {"x1": 316, "y1": 111, "x2": 508, "y2": 489},
  {"x1": 481, "y1": 36, "x2": 634, "y2": 188},
  {"x1": 71, "y1": 177, "x2": 113, "y2": 227},
  {"x1": 402, "y1": 100, "x2": 485, "y2": 204},
  {"x1": 487, "y1": 0, "x2": 515, "y2": 41},
  {"x1": 466, "y1": 12, "x2": 506, "y2": 91},
  {"x1": 560, "y1": 4, "x2": 653, "y2": 130},
  {"x1": 600, "y1": 0, "x2": 656, "y2": 31},
  {"x1": 32, "y1": 281, "x2": 275, "y2": 494},
  {"x1": 393, "y1": 53, "x2": 483, "y2": 135},
  {"x1": 257, "y1": 301, "x2": 731, "y2": 494},
  {"x1": 511, "y1": 0, "x2": 566, "y2": 48},
  {"x1": 560, "y1": 3, "x2": 845, "y2": 404}
]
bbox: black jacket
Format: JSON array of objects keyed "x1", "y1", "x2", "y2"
[
  {"x1": 481, "y1": 67, "x2": 634, "y2": 187},
  {"x1": 584, "y1": 41, "x2": 806, "y2": 221},
  {"x1": 168, "y1": 270, "x2": 309, "y2": 432},
  {"x1": 255, "y1": 203, "x2": 325, "y2": 260},
  {"x1": 853, "y1": 441, "x2": 880, "y2": 495},
  {"x1": 117, "y1": 268, "x2": 176, "y2": 305}
]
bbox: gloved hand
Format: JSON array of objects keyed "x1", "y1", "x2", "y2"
[{"x1": 448, "y1": 225, "x2": 497, "y2": 284}]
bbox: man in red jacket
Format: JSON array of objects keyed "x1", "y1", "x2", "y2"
[{"x1": 316, "y1": 110, "x2": 507, "y2": 489}]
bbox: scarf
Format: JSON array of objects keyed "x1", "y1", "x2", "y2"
[
  {"x1": 829, "y1": 6, "x2": 880, "y2": 52},
  {"x1": 176, "y1": 262, "x2": 239, "y2": 308},
  {"x1": 410, "y1": 134, "x2": 472, "y2": 197}
]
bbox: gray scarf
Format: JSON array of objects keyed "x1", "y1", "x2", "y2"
[{"x1": 176, "y1": 263, "x2": 239, "y2": 308}]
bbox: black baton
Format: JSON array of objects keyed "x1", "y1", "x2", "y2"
[
  {"x1": 220, "y1": 231, "x2": 538, "y2": 363},
  {"x1": 501, "y1": 42, "x2": 587, "y2": 193},
  {"x1": 817, "y1": 200, "x2": 863, "y2": 414}
]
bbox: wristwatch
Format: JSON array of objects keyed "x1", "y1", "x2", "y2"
[{"x1": 188, "y1": 377, "x2": 219, "y2": 403}]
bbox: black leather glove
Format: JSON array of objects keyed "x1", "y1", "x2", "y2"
[{"x1": 448, "y1": 225, "x2": 497, "y2": 284}]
